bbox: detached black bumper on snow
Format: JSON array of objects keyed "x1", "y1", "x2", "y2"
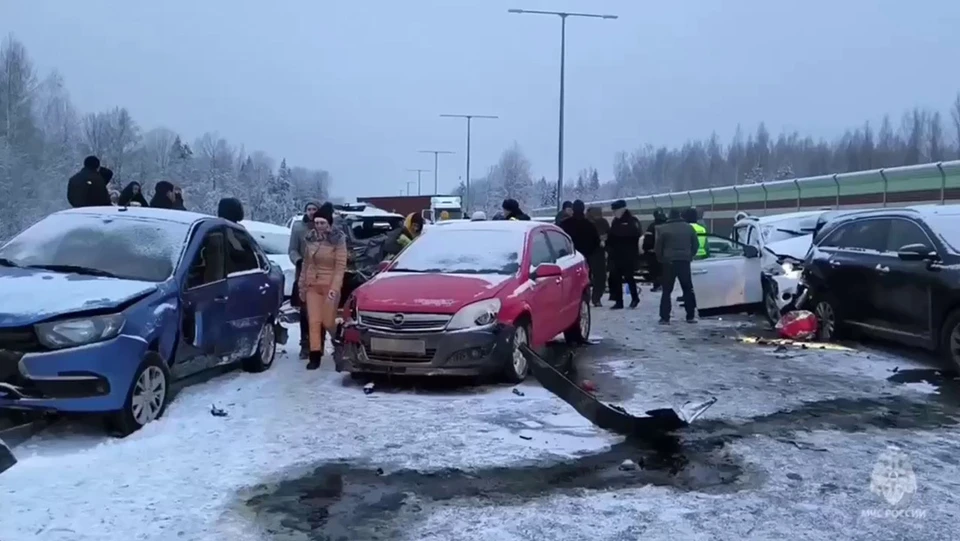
[{"x1": 333, "y1": 322, "x2": 516, "y2": 377}]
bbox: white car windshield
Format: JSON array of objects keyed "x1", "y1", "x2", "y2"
[
  {"x1": 0, "y1": 213, "x2": 189, "y2": 282},
  {"x1": 925, "y1": 215, "x2": 960, "y2": 253},
  {"x1": 759, "y1": 216, "x2": 819, "y2": 244},
  {"x1": 389, "y1": 229, "x2": 524, "y2": 275}
]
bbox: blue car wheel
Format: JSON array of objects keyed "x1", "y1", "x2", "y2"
[{"x1": 107, "y1": 353, "x2": 171, "y2": 437}]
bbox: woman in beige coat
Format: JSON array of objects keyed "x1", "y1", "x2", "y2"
[{"x1": 298, "y1": 203, "x2": 347, "y2": 370}]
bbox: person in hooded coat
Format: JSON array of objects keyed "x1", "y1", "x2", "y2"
[
  {"x1": 642, "y1": 208, "x2": 667, "y2": 291},
  {"x1": 150, "y1": 181, "x2": 177, "y2": 209},
  {"x1": 67, "y1": 156, "x2": 111, "y2": 208},
  {"x1": 586, "y1": 206, "x2": 610, "y2": 307},
  {"x1": 109, "y1": 190, "x2": 120, "y2": 205},
  {"x1": 554, "y1": 201, "x2": 573, "y2": 225},
  {"x1": 289, "y1": 201, "x2": 320, "y2": 359},
  {"x1": 501, "y1": 198, "x2": 531, "y2": 221},
  {"x1": 299, "y1": 203, "x2": 348, "y2": 370},
  {"x1": 217, "y1": 197, "x2": 244, "y2": 223},
  {"x1": 606, "y1": 199, "x2": 642, "y2": 309},
  {"x1": 118, "y1": 181, "x2": 149, "y2": 207}
]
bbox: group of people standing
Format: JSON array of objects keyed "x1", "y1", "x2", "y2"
[
  {"x1": 67, "y1": 155, "x2": 186, "y2": 210},
  {"x1": 554, "y1": 198, "x2": 645, "y2": 310},
  {"x1": 554, "y1": 199, "x2": 708, "y2": 324}
]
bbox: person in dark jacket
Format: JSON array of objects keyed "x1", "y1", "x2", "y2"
[
  {"x1": 173, "y1": 186, "x2": 187, "y2": 210},
  {"x1": 554, "y1": 201, "x2": 573, "y2": 225},
  {"x1": 654, "y1": 208, "x2": 700, "y2": 324},
  {"x1": 217, "y1": 197, "x2": 244, "y2": 223},
  {"x1": 150, "y1": 181, "x2": 177, "y2": 209},
  {"x1": 559, "y1": 200, "x2": 601, "y2": 258},
  {"x1": 67, "y1": 156, "x2": 111, "y2": 207},
  {"x1": 586, "y1": 206, "x2": 609, "y2": 307},
  {"x1": 118, "y1": 181, "x2": 149, "y2": 207},
  {"x1": 606, "y1": 200, "x2": 642, "y2": 309},
  {"x1": 501, "y1": 199, "x2": 531, "y2": 221},
  {"x1": 642, "y1": 208, "x2": 667, "y2": 291},
  {"x1": 289, "y1": 201, "x2": 321, "y2": 359}
]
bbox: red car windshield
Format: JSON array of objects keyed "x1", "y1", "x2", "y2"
[{"x1": 390, "y1": 229, "x2": 525, "y2": 275}]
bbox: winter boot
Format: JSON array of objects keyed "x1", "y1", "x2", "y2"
[
  {"x1": 306, "y1": 351, "x2": 322, "y2": 370},
  {"x1": 629, "y1": 298, "x2": 640, "y2": 309},
  {"x1": 299, "y1": 346, "x2": 309, "y2": 360}
]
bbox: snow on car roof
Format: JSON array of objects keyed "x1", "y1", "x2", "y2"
[
  {"x1": 735, "y1": 210, "x2": 825, "y2": 226},
  {"x1": 57, "y1": 205, "x2": 210, "y2": 225},
  {"x1": 906, "y1": 204, "x2": 960, "y2": 217},
  {"x1": 240, "y1": 219, "x2": 291, "y2": 236},
  {"x1": 427, "y1": 220, "x2": 550, "y2": 233}
]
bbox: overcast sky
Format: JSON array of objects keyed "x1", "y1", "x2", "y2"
[{"x1": 5, "y1": 0, "x2": 960, "y2": 199}]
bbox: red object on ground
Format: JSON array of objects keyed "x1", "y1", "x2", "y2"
[
  {"x1": 581, "y1": 380, "x2": 597, "y2": 393},
  {"x1": 776, "y1": 310, "x2": 819, "y2": 340}
]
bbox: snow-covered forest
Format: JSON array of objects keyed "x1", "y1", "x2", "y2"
[
  {"x1": 0, "y1": 37, "x2": 331, "y2": 240},
  {"x1": 460, "y1": 95, "x2": 960, "y2": 213}
]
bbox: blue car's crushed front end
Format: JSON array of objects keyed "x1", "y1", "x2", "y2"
[{"x1": 0, "y1": 281, "x2": 180, "y2": 414}]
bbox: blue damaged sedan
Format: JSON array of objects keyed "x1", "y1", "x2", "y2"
[{"x1": 0, "y1": 206, "x2": 286, "y2": 436}]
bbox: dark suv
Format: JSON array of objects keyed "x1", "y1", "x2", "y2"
[{"x1": 802, "y1": 205, "x2": 960, "y2": 369}]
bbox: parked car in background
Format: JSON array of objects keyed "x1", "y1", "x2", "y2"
[
  {"x1": 0, "y1": 207, "x2": 286, "y2": 436},
  {"x1": 802, "y1": 205, "x2": 960, "y2": 369},
  {"x1": 335, "y1": 220, "x2": 592, "y2": 382},
  {"x1": 241, "y1": 219, "x2": 294, "y2": 299}
]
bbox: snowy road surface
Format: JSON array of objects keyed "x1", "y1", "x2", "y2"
[{"x1": 2, "y1": 304, "x2": 960, "y2": 540}]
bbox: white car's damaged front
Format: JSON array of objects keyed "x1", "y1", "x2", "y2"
[{"x1": 761, "y1": 234, "x2": 813, "y2": 324}]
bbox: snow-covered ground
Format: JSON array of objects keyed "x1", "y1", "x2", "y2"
[{"x1": 2, "y1": 302, "x2": 959, "y2": 541}]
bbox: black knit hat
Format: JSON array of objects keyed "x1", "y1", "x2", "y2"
[{"x1": 611, "y1": 199, "x2": 627, "y2": 211}]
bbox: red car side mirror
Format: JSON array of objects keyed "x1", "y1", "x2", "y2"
[{"x1": 532, "y1": 263, "x2": 562, "y2": 280}]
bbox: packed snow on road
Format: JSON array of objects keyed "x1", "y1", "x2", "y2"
[{"x1": 2, "y1": 307, "x2": 959, "y2": 541}]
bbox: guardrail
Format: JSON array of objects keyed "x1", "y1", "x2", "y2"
[{"x1": 532, "y1": 160, "x2": 960, "y2": 226}]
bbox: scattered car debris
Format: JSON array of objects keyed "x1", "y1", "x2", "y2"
[
  {"x1": 581, "y1": 380, "x2": 597, "y2": 393},
  {"x1": 520, "y1": 344, "x2": 701, "y2": 436},
  {"x1": 512, "y1": 388, "x2": 525, "y2": 397},
  {"x1": 363, "y1": 382, "x2": 375, "y2": 395},
  {"x1": 618, "y1": 459, "x2": 638, "y2": 471},
  {"x1": 375, "y1": 468, "x2": 384, "y2": 476},
  {"x1": 774, "y1": 344, "x2": 789, "y2": 353},
  {"x1": 518, "y1": 434, "x2": 533, "y2": 441},
  {"x1": 776, "y1": 310, "x2": 818, "y2": 340},
  {"x1": 210, "y1": 405, "x2": 228, "y2": 417}
]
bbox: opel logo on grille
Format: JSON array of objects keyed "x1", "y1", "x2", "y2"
[{"x1": 391, "y1": 313, "x2": 405, "y2": 327}]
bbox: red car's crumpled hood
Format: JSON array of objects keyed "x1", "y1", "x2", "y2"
[{"x1": 353, "y1": 272, "x2": 515, "y2": 313}]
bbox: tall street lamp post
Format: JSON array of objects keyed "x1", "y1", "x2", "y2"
[
  {"x1": 418, "y1": 150, "x2": 456, "y2": 195},
  {"x1": 507, "y1": 8, "x2": 617, "y2": 211},
  {"x1": 406, "y1": 168, "x2": 431, "y2": 196},
  {"x1": 439, "y1": 113, "x2": 498, "y2": 212}
]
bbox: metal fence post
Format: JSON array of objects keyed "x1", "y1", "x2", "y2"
[
  {"x1": 793, "y1": 178, "x2": 801, "y2": 210},
  {"x1": 937, "y1": 162, "x2": 946, "y2": 204},
  {"x1": 832, "y1": 174, "x2": 840, "y2": 209},
  {"x1": 733, "y1": 185, "x2": 740, "y2": 213},
  {"x1": 879, "y1": 169, "x2": 888, "y2": 207},
  {"x1": 761, "y1": 183, "x2": 768, "y2": 214},
  {"x1": 708, "y1": 188, "x2": 716, "y2": 231},
  {"x1": 667, "y1": 193, "x2": 675, "y2": 209}
]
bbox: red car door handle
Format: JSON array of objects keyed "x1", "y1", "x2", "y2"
[{"x1": 555, "y1": 278, "x2": 562, "y2": 284}]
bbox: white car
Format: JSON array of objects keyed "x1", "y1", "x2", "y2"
[
  {"x1": 241, "y1": 220, "x2": 294, "y2": 299},
  {"x1": 687, "y1": 211, "x2": 829, "y2": 321}
]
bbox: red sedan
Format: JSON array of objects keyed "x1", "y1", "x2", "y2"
[{"x1": 334, "y1": 220, "x2": 592, "y2": 381}]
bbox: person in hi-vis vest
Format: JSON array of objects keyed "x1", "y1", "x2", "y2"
[{"x1": 682, "y1": 207, "x2": 708, "y2": 259}]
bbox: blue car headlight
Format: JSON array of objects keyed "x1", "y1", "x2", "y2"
[{"x1": 35, "y1": 314, "x2": 126, "y2": 349}]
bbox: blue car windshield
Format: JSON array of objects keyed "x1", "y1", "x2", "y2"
[{"x1": 0, "y1": 213, "x2": 190, "y2": 282}]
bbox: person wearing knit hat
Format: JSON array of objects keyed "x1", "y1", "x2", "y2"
[{"x1": 470, "y1": 210, "x2": 487, "y2": 221}]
